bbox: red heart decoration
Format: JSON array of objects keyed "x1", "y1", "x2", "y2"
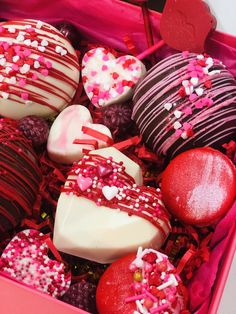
[
  {"x1": 98, "y1": 163, "x2": 113, "y2": 177},
  {"x1": 0, "y1": 229, "x2": 71, "y2": 298},
  {"x1": 160, "y1": 0, "x2": 216, "y2": 53}
]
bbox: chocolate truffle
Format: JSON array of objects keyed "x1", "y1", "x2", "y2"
[
  {"x1": 132, "y1": 52, "x2": 236, "y2": 162},
  {"x1": 0, "y1": 119, "x2": 41, "y2": 234}
]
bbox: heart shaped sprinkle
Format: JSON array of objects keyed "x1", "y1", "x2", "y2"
[
  {"x1": 82, "y1": 48, "x2": 146, "y2": 108},
  {"x1": 102, "y1": 186, "x2": 118, "y2": 201},
  {"x1": 77, "y1": 175, "x2": 93, "y2": 192},
  {"x1": 0, "y1": 229, "x2": 71, "y2": 298},
  {"x1": 98, "y1": 164, "x2": 113, "y2": 177},
  {"x1": 164, "y1": 103, "x2": 172, "y2": 111}
]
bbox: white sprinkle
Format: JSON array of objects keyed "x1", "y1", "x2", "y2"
[
  {"x1": 34, "y1": 61, "x2": 40, "y2": 69},
  {"x1": 195, "y1": 87, "x2": 204, "y2": 96},
  {"x1": 182, "y1": 80, "x2": 189, "y2": 87},
  {"x1": 8, "y1": 27, "x2": 16, "y2": 33},
  {"x1": 190, "y1": 77, "x2": 199, "y2": 86},
  {"x1": 36, "y1": 21, "x2": 43, "y2": 29},
  {"x1": 25, "y1": 24, "x2": 32, "y2": 29},
  {"x1": 9, "y1": 77, "x2": 16, "y2": 84},
  {"x1": 203, "y1": 67, "x2": 209, "y2": 74},
  {"x1": 173, "y1": 121, "x2": 182, "y2": 130},
  {"x1": 185, "y1": 86, "x2": 193, "y2": 95},
  {"x1": 0, "y1": 75, "x2": 4, "y2": 82},
  {"x1": 55, "y1": 45, "x2": 62, "y2": 54},
  {"x1": 5, "y1": 67, "x2": 12, "y2": 74},
  {"x1": 31, "y1": 40, "x2": 39, "y2": 47},
  {"x1": 24, "y1": 39, "x2": 31, "y2": 46},
  {"x1": 181, "y1": 131, "x2": 188, "y2": 140},
  {"x1": 20, "y1": 64, "x2": 30, "y2": 74},
  {"x1": 174, "y1": 110, "x2": 182, "y2": 118},
  {"x1": 164, "y1": 102, "x2": 172, "y2": 111},
  {"x1": 38, "y1": 46, "x2": 46, "y2": 52},
  {"x1": 13, "y1": 55, "x2": 20, "y2": 62},
  {"x1": 2, "y1": 92, "x2": 9, "y2": 99},
  {"x1": 41, "y1": 39, "x2": 48, "y2": 47},
  {"x1": 206, "y1": 57, "x2": 213, "y2": 65},
  {"x1": 0, "y1": 58, "x2": 6, "y2": 66},
  {"x1": 197, "y1": 54, "x2": 204, "y2": 59}
]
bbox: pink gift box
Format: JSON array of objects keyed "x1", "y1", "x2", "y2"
[{"x1": 0, "y1": 0, "x2": 236, "y2": 313}]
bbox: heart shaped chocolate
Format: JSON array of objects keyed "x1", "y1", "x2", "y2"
[
  {"x1": 82, "y1": 48, "x2": 146, "y2": 108},
  {"x1": 160, "y1": 0, "x2": 216, "y2": 53},
  {"x1": 47, "y1": 105, "x2": 113, "y2": 164},
  {"x1": 0, "y1": 229, "x2": 71, "y2": 298}
]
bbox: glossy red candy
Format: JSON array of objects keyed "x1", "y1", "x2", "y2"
[
  {"x1": 160, "y1": 0, "x2": 216, "y2": 53},
  {"x1": 96, "y1": 253, "x2": 136, "y2": 314},
  {"x1": 161, "y1": 148, "x2": 236, "y2": 226}
]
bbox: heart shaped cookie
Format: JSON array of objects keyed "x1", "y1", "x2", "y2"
[
  {"x1": 82, "y1": 48, "x2": 146, "y2": 108},
  {"x1": 160, "y1": 0, "x2": 216, "y2": 53},
  {"x1": 0, "y1": 229, "x2": 71, "y2": 298},
  {"x1": 47, "y1": 105, "x2": 113, "y2": 164}
]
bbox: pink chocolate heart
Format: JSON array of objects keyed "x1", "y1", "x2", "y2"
[
  {"x1": 0, "y1": 229, "x2": 71, "y2": 298},
  {"x1": 77, "y1": 175, "x2": 93, "y2": 191},
  {"x1": 82, "y1": 48, "x2": 146, "y2": 108},
  {"x1": 47, "y1": 105, "x2": 112, "y2": 164}
]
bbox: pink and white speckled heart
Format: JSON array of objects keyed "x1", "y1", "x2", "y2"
[
  {"x1": 0, "y1": 229, "x2": 71, "y2": 298},
  {"x1": 82, "y1": 48, "x2": 146, "y2": 108}
]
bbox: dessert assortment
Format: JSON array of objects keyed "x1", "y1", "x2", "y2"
[{"x1": 0, "y1": 1, "x2": 235, "y2": 314}]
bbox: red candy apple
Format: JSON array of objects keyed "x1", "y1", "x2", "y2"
[{"x1": 161, "y1": 148, "x2": 236, "y2": 226}]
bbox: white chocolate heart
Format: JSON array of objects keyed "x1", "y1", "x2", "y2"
[
  {"x1": 102, "y1": 186, "x2": 118, "y2": 200},
  {"x1": 47, "y1": 105, "x2": 113, "y2": 164},
  {"x1": 53, "y1": 147, "x2": 171, "y2": 264},
  {"x1": 82, "y1": 47, "x2": 146, "y2": 108}
]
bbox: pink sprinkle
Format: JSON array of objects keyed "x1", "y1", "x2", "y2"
[
  {"x1": 26, "y1": 27, "x2": 35, "y2": 33},
  {"x1": 145, "y1": 291, "x2": 157, "y2": 302},
  {"x1": 12, "y1": 64, "x2": 19, "y2": 71},
  {"x1": 18, "y1": 79, "x2": 26, "y2": 87},
  {"x1": 101, "y1": 65, "x2": 108, "y2": 71},
  {"x1": 102, "y1": 55, "x2": 109, "y2": 61},
  {"x1": 125, "y1": 294, "x2": 146, "y2": 303},
  {"x1": 83, "y1": 55, "x2": 89, "y2": 62},
  {"x1": 37, "y1": 56, "x2": 45, "y2": 63},
  {"x1": 183, "y1": 107, "x2": 192, "y2": 115},
  {"x1": 92, "y1": 96, "x2": 99, "y2": 104},
  {"x1": 175, "y1": 129, "x2": 183, "y2": 137},
  {"x1": 116, "y1": 86, "x2": 124, "y2": 94},
  {"x1": 3, "y1": 42, "x2": 9, "y2": 51},
  {"x1": 45, "y1": 61, "x2": 52, "y2": 69},
  {"x1": 23, "y1": 49, "x2": 32, "y2": 57},
  {"x1": 14, "y1": 45, "x2": 21, "y2": 53},
  {"x1": 187, "y1": 64, "x2": 195, "y2": 72},
  {"x1": 195, "y1": 101, "x2": 204, "y2": 109},
  {"x1": 189, "y1": 93, "x2": 197, "y2": 102},
  {"x1": 183, "y1": 122, "x2": 192, "y2": 131},
  {"x1": 40, "y1": 69, "x2": 49, "y2": 76},
  {"x1": 87, "y1": 85, "x2": 93, "y2": 93},
  {"x1": 91, "y1": 71, "x2": 97, "y2": 76},
  {"x1": 32, "y1": 73, "x2": 38, "y2": 80},
  {"x1": 21, "y1": 92, "x2": 29, "y2": 100},
  {"x1": 182, "y1": 51, "x2": 189, "y2": 58},
  {"x1": 150, "y1": 303, "x2": 169, "y2": 313}
]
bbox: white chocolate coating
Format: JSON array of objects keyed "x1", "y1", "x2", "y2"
[
  {"x1": 47, "y1": 105, "x2": 113, "y2": 164},
  {"x1": 82, "y1": 47, "x2": 146, "y2": 108},
  {"x1": 53, "y1": 147, "x2": 170, "y2": 264},
  {"x1": 0, "y1": 19, "x2": 80, "y2": 119}
]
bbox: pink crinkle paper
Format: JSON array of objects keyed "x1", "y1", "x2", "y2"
[
  {"x1": 188, "y1": 201, "x2": 236, "y2": 313},
  {"x1": 0, "y1": 0, "x2": 236, "y2": 76}
]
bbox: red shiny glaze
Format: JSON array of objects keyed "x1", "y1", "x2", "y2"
[
  {"x1": 161, "y1": 148, "x2": 236, "y2": 226},
  {"x1": 160, "y1": 0, "x2": 216, "y2": 53},
  {"x1": 96, "y1": 253, "x2": 136, "y2": 314}
]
